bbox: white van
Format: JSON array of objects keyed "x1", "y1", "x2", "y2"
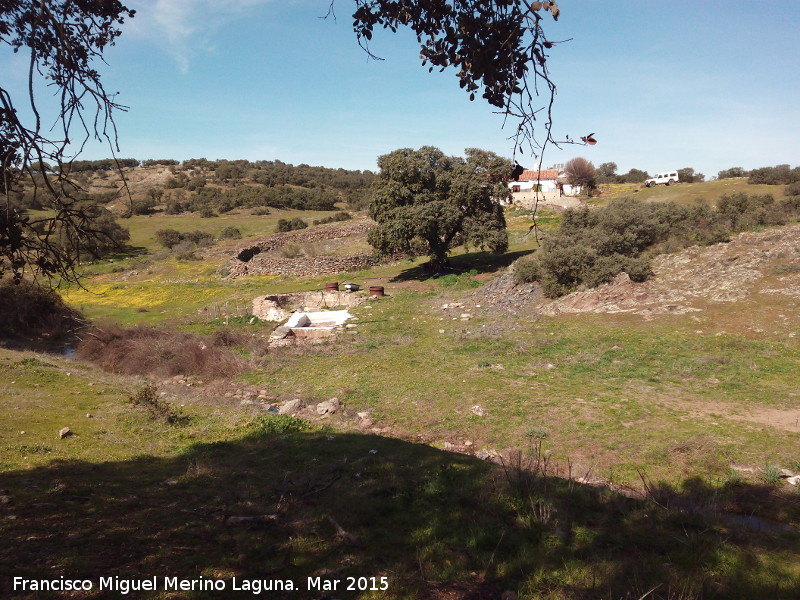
[{"x1": 645, "y1": 171, "x2": 679, "y2": 187}]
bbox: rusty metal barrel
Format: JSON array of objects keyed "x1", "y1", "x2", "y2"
[
  {"x1": 325, "y1": 282, "x2": 339, "y2": 292},
  {"x1": 368, "y1": 286, "x2": 385, "y2": 298}
]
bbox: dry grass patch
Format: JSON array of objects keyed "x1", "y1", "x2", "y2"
[{"x1": 76, "y1": 323, "x2": 245, "y2": 378}]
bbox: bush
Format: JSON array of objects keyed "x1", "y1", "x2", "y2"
[
  {"x1": 220, "y1": 226, "x2": 242, "y2": 240},
  {"x1": 532, "y1": 192, "x2": 800, "y2": 298},
  {"x1": 129, "y1": 197, "x2": 157, "y2": 215},
  {"x1": 129, "y1": 384, "x2": 188, "y2": 426},
  {"x1": 312, "y1": 211, "x2": 352, "y2": 226},
  {"x1": 747, "y1": 164, "x2": 800, "y2": 185},
  {"x1": 717, "y1": 167, "x2": 748, "y2": 180},
  {"x1": 253, "y1": 414, "x2": 309, "y2": 435},
  {"x1": 276, "y1": 218, "x2": 307, "y2": 233},
  {"x1": 785, "y1": 182, "x2": 800, "y2": 197},
  {"x1": 183, "y1": 231, "x2": 215, "y2": 247},
  {"x1": 164, "y1": 199, "x2": 188, "y2": 214},
  {"x1": 513, "y1": 256, "x2": 541, "y2": 284},
  {"x1": 0, "y1": 279, "x2": 86, "y2": 340},
  {"x1": 155, "y1": 229, "x2": 184, "y2": 249},
  {"x1": 279, "y1": 242, "x2": 302, "y2": 258},
  {"x1": 174, "y1": 242, "x2": 201, "y2": 261},
  {"x1": 155, "y1": 229, "x2": 213, "y2": 250}
]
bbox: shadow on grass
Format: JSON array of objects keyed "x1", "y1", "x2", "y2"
[
  {"x1": 1, "y1": 430, "x2": 798, "y2": 600},
  {"x1": 390, "y1": 249, "x2": 533, "y2": 283},
  {"x1": 118, "y1": 244, "x2": 150, "y2": 258}
]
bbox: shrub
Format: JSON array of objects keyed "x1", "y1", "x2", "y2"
[
  {"x1": 175, "y1": 250, "x2": 201, "y2": 261},
  {"x1": 279, "y1": 242, "x2": 302, "y2": 258},
  {"x1": 253, "y1": 414, "x2": 309, "y2": 435},
  {"x1": 0, "y1": 279, "x2": 86, "y2": 340},
  {"x1": 155, "y1": 229, "x2": 184, "y2": 249},
  {"x1": 199, "y1": 206, "x2": 217, "y2": 218},
  {"x1": 276, "y1": 218, "x2": 307, "y2": 233},
  {"x1": 183, "y1": 231, "x2": 214, "y2": 247},
  {"x1": 512, "y1": 255, "x2": 541, "y2": 284},
  {"x1": 129, "y1": 384, "x2": 188, "y2": 426},
  {"x1": 747, "y1": 164, "x2": 800, "y2": 185},
  {"x1": 164, "y1": 200, "x2": 188, "y2": 214},
  {"x1": 220, "y1": 226, "x2": 242, "y2": 240},
  {"x1": 313, "y1": 211, "x2": 352, "y2": 225},
  {"x1": 156, "y1": 229, "x2": 213, "y2": 251},
  {"x1": 252, "y1": 207, "x2": 270, "y2": 216},
  {"x1": 717, "y1": 167, "x2": 748, "y2": 180},
  {"x1": 785, "y1": 182, "x2": 800, "y2": 197},
  {"x1": 525, "y1": 191, "x2": 800, "y2": 299},
  {"x1": 129, "y1": 197, "x2": 157, "y2": 215}
]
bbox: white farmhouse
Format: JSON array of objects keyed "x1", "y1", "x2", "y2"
[{"x1": 508, "y1": 169, "x2": 583, "y2": 205}]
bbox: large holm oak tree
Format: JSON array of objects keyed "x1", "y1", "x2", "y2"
[{"x1": 368, "y1": 147, "x2": 511, "y2": 273}]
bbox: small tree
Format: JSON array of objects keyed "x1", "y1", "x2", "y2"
[
  {"x1": 1, "y1": 1, "x2": 135, "y2": 284},
  {"x1": 564, "y1": 157, "x2": 597, "y2": 196},
  {"x1": 718, "y1": 167, "x2": 748, "y2": 180},
  {"x1": 621, "y1": 168, "x2": 650, "y2": 184},
  {"x1": 596, "y1": 162, "x2": 619, "y2": 184},
  {"x1": 155, "y1": 229, "x2": 184, "y2": 249},
  {"x1": 220, "y1": 226, "x2": 242, "y2": 240},
  {"x1": 677, "y1": 168, "x2": 705, "y2": 183},
  {"x1": 367, "y1": 147, "x2": 510, "y2": 273},
  {"x1": 57, "y1": 205, "x2": 130, "y2": 260}
]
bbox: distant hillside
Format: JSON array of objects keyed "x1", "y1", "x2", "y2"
[{"x1": 15, "y1": 159, "x2": 376, "y2": 217}]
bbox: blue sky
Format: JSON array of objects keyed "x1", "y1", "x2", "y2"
[{"x1": 4, "y1": 1, "x2": 799, "y2": 176}]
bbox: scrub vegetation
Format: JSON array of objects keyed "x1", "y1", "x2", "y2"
[{"x1": 514, "y1": 190, "x2": 800, "y2": 297}]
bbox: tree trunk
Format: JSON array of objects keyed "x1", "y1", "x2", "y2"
[{"x1": 426, "y1": 253, "x2": 450, "y2": 275}]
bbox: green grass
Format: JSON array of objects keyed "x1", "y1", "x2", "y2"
[
  {"x1": 1, "y1": 349, "x2": 798, "y2": 599},
  {"x1": 242, "y1": 296, "x2": 800, "y2": 486},
  {"x1": 7, "y1": 192, "x2": 800, "y2": 597},
  {"x1": 598, "y1": 179, "x2": 784, "y2": 206}
]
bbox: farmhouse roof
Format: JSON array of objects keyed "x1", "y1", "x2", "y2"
[{"x1": 518, "y1": 169, "x2": 559, "y2": 181}]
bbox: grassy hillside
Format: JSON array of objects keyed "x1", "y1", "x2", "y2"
[{"x1": 598, "y1": 178, "x2": 782, "y2": 206}]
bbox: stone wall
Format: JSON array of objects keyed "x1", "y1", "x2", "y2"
[
  {"x1": 226, "y1": 218, "x2": 377, "y2": 279},
  {"x1": 228, "y1": 253, "x2": 378, "y2": 278}
]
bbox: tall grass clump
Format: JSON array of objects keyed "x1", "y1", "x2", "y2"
[
  {"x1": 129, "y1": 384, "x2": 188, "y2": 425},
  {"x1": 515, "y1": 194, "x2": 800, "y2": 298}
]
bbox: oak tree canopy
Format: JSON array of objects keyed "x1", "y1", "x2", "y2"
[{"x1": 367, "y1": 146, "x2": 511, "y2": 273}]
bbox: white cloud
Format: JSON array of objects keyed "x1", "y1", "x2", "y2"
[{"x1": 125, "y1": 0, "x2": 273, "y2": 72}]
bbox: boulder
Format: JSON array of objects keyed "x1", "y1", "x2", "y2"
[
  {"x1": 316, "y1": 397, "x2": 341, "y2": 415},
  {"x1": 278, "y1": 399, "x2": 303, "y2": 415}
]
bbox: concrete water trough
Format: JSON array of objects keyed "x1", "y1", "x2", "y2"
[{"x1": 270, "y1": 309, "x2": 353, "y2": 341}]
